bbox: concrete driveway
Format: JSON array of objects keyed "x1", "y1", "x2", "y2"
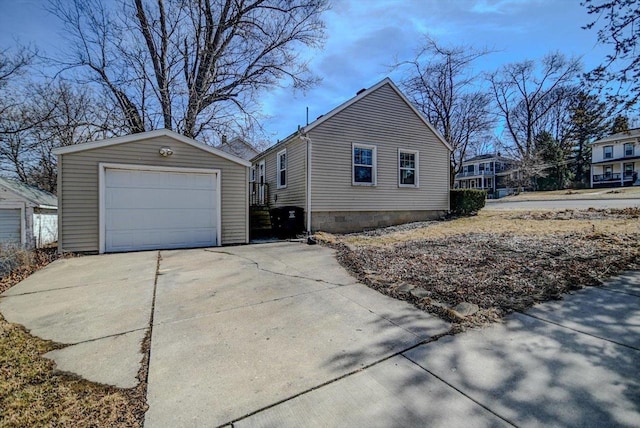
[{"x1": 1, "y1": 243, "x2": 639, "y2": 427}]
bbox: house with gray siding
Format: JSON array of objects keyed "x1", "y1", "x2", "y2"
[
  {"x1": 251, "y1": 78, "x2": 451, "y2": 234},
  {"x1": 0, "y1": 177, "x2": 58, "y2": 248},
  {"x1": 53, "y1": 129, "x2": 251, "y2": 253}
]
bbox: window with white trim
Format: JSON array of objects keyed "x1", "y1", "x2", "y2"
[
  {"x1": 625, "y1": 143, "x2": 634, "y2": 157},
  {"x1": 398, "y1": 149, "x2": 418, "y2": 187},
  {"x1": 250, "y1": 166, "x2": 256, "y2": 182},
  {"x1": 604, "y1": 145, "x2": 613, "y2": 159},
  {"x1": 352, "y1": 143, "x2": 376, "y2": 185},
  {"x1": 277, "y1": 149, "x2": 287, "y2": 188}
]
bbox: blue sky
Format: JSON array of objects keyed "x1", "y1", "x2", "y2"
[{"x1": 1, "y1": 0, "x2": 608, "y2": 143}]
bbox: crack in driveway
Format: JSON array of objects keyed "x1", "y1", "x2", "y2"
[{"x1": 205, "y1": 248, "x2": 360, "y2": 288}]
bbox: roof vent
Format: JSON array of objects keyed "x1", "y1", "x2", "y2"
[
  {"x1": 356, "y1": 88, "x2": 366, "y2": 95},
  {"x1": 316, "y1": 114, "x2": 324, "y2": 120}
]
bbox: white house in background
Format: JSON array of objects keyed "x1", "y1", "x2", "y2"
[
  {"x1": 0, "y1": 177, "x2": 58, "y2": 248},
  {"x1": 590, "y1": 128, "x2": 640, "y2": 188},
  {"x1": 216, "y1": 136, "x2": 260, "y2": 161},
  {"x1": 454, "y1": 154, "x2": 519, "y2": 198}
]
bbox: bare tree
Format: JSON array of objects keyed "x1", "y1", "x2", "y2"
[
  {"x1": 399, "y1": 37, "x2": 494, "y2": 184},
  {"x1": 488, "y1": 52, "x2": 581, "y2": 159},
  {"x1": 0, "y1": 46, "x2": 37, "y2": 135},
  {"x1": 49, "y1": 0, "x2": 328, "y2": 140},
  {"x1": 583, "y1": 0, "x2": 640, "y2": 109},
  {"x1": 1, "y1": 80, "x2": 122, "y2": 192}
]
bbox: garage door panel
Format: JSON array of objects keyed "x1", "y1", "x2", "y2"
[
  {"x1": 107, "y1": 228, "x2": 216, "y2": 252},
  {"x1": 104, "y1": 168, "x2": 218, "y2": 252},
  {"x1": 106, "y1": 188, "x2": 215, "y2": 211},
  {"x1": 106, "y1": 209, "x2": 215, "y2": 230},
  {"x1": 107, "y1": 170, "x2": 216, "y2": 190},
  {"x1": 0, "y1": 209, "x2": 21, "y2": 244}
]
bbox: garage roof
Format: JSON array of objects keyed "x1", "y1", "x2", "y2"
[
  {"x1": 0, "y1": 177, "x2": 58, "y2": 209},
  {"x1": 53, "y1": 129, "x2": 252, "y2": 167}
]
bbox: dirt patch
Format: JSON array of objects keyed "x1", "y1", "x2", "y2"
[{"x1": 319, "y1": 210, "x2": 640, "y2": 329}]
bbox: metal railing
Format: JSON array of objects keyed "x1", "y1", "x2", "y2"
[
  {"x1": 455, "y1": 170, "x2": 495, "y2": 178},
  {"x1": 593, "y1": 171, "x2": 636, "y2": 182},
  {"x1": 249, "y1": 182, "x2": 269, "y2": 206}
]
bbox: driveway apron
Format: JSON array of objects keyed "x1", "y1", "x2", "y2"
[
  {"x1": 0, "y1": 252, "x2": 157, "y2": 388},
  {"x1": 144, "y1": 242, "x2": 450, "y2": 426}
]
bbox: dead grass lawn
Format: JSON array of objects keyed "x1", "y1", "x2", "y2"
[
  {"x1": 318, "y1": 208, "x2": 640, "y2": 328},
  {"x1": 500, "y1": 187, "x2": 640, "y2": 201}
]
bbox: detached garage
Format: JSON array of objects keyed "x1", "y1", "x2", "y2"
[
  {"x1": 0, "y1": 177, "x2": 58, "y2": 248},
  {"x1": 54, "y1": 129, "x2": 251, "y2": 253}
]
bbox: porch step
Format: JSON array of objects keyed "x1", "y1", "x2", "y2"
[{"x1": 250, "y1": 206, "x2": 272, "y2": 232}]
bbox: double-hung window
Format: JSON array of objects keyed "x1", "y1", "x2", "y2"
[
  {"x1": 398, "y1": 149, "x2": 418, "y2": 187},
  {"x1": 604, "y1": 145, "x2": 613, "y2": 159},
  {"x1": 277, "y1": 149, "x2": 287, "y2": 188},
  {"x1": 625, "y1": 143, "x2": 634, "y2": 157},
  {"x1": 352, "y1": 143, "x2": 376, "y2": 185}
]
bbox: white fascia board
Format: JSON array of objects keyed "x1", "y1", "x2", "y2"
[{"x1": 53, "y1": 129, "x2": 252, "y2": 167}]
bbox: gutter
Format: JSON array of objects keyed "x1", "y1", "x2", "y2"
[{"x1": 300, "y1": 134, "x2": 312, "y2": 234}]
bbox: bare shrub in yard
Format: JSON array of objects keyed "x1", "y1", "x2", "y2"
[{"x1": 0, "y1": 246, "x2": 60, "y2": 294}]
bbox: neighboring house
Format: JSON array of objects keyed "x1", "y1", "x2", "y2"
[
  {"x1": 0, "y1": 177, "x2": 58, "y2": 248},
  {"x1": 454, "y1": 154, "x2": 519, "y2": 198},
  {"x1": 590, "y1": 128, "x2": 640, "y2": 188},
  {"x1": 216, "y1": 136, "x2": 260, "y2": 161},
  {"x1": 53, "y1": 129, "x2": 251, "y2": 254},
  {"x1": 251, "y1": 78, "x2": 451, "y2": 234}
]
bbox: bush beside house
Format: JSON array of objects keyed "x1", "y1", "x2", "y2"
[{"x1": 450, "y1": 189, "x2": 486, "y2": 215}]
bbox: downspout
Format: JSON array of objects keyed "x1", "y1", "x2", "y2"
[{"x1": 301, "y1": 134, "x2": 312, "y2": 234}]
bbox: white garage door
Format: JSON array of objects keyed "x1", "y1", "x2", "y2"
[
  {"x1": 104, "y1": 168, "x2": 218, "y2": 252},
  {"x1": 0, "y1": 209, "x2": 21, "y2": 245}
]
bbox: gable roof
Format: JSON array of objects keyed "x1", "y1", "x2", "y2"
[
  {"x1": 590, "y1": 128, "x2": 640, "y2": 145},
  {"x1": 253, "y1": 77, "x2": 452, "y2": 161},
  {"x1": 216, "y1": 137, "x2": 260, "y2": 161},
  {"x1": 52, "y1": 129, "x2": 252, "y2": 167},
  {"x1": 463, "y1": 153, "x2": 517, "y2": 163},
  {"x1": 0, "y1": 177, "x2": 58, "y2": 208}
]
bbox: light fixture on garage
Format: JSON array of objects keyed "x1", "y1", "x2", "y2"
[{"x1": 159, "y1": 147, "x2": 174, "y2": 157}]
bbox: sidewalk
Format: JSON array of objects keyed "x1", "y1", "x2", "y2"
[{"x1": 235, "y1": 272, "x2": 640, "y2": 427}]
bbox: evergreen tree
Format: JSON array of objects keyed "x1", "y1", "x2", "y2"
[
  {"x1": 611, "y1": 115, "x2": 630, "y2": 133},
  {"x1": 566, "y1": 92, "x2": 609, "y2": 186},
  {"x1": 534, "y1": 131, "x2": 573, "y2": 190}
]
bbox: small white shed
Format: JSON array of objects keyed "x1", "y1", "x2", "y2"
[{"x1": 0, "y1": 177, "x2": 58, "y2": 248}]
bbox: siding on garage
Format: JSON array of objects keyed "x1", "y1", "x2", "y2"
[
  {"x1": 58, "y1": 135, "x2": 248, "y2": 253},
  {"x1": 308, "y1": 82, "x2": 450, "y2": 213},
  {"x1": 0, "y1": 209, "x2": 21, "y2": 244},
  {"x1": 255, "y1": 137, "x2": 307, "y2": 208}
]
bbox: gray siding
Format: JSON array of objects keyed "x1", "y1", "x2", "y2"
[
  {"x1": 59, "y1": 135, "x2": 248, "y2": 252},
  {"x1": 0, "y1": 186, "x2": 38, "y2": 248},
  {"x1": 0, "y1": 209, "x2": 21, "y2": 244},
  {"x1": 255, "y1": 138, "x2": 307, "y2": 209},
  {"x1": 309, "y1": 82, "x2": 449, "y2": 212}
]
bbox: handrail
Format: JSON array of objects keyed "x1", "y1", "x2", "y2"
[{"x1": 249, "y1": 182, "x2": 269, "y2": 206}]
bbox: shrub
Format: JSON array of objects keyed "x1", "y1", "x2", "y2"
[
  {"x1": 0, "y1": 246, "x2": 59, "y2": 294},
  {"x1": 450, "y1": 189, "x2": 487, "y2": 215}
]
